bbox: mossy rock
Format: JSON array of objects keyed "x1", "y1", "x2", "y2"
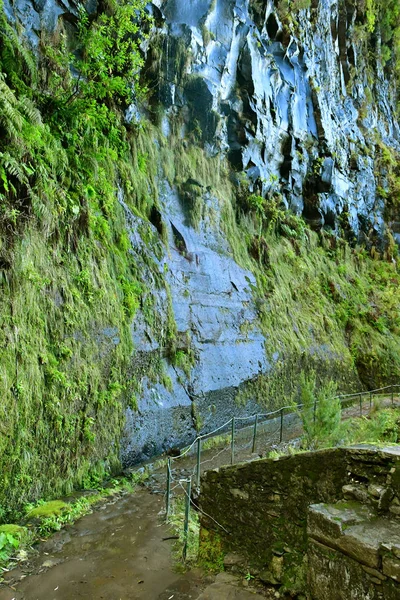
[
  {"x1": 0, "y1": 524, "x2": 28, "y2": 539},
  {"x1": 26, "y1": 500, "x2": 69, "y2": 519}
]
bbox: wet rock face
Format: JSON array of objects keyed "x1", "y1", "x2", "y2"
[
  {"x1": 121, "y1": 183, "x2": 269, "y2": 464},
  {"x1": 150, "y1": 0, "x2": 399, "y2": 238},
  {"x1": 7, "y1": 0, "x2": 399, "y2": 463},
  {"x1": 119, "y1": 0, "x2": 400, "y2": 460},
  {"x1": 3, "y1": 0, "x2": 97, "y2": 46}
]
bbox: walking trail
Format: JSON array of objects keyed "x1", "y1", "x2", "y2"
[{"x1": 0, "y1": 397, "x2": 397, "y2": 600}]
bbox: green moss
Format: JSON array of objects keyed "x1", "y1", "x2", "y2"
[
  {"x1": 27, "y1": 500, "x2": 69, "y2": 519},
  {"x1": 198, "y1": 528, "x2": 225, "y2": 572},
  {"x1": 0, "y1": 524, "x2": 27, "y2": 538},
  {"x1": 168, "y1": 496, "x2": 200, "y2": 565},
  {"x1": 375, "y1": 141, "x2": 400, "y2": 216},
  {"x1": 280, "y1": 551, "x2": 308, "y2": 595},
  {"x1": 228, "y1": 192, "x2": 400, "y2": 407},
  {"x1": 0, "y1": 2, "x2": 173, "y2": 520}
]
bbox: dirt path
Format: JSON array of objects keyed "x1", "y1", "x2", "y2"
[
  {"x1": 0, "y1": 489, "x2": 270, "y2": 600},
  {"x1": 0, "y1": 491, "x2": 209, "y2": 600}
]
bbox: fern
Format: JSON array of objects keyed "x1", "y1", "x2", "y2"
[
  {"x1": 0, "y1": 8, "x2": 37, "y2": 87},
  {"x1": 2, "y1": 153, "x2": 28, "y2": 185},
  {"x1": 0, "y1": 75, "x2": 23, "y2": 138},
  {"x1": 22, "y1": 99, "x2": 42, "y2": 126}
]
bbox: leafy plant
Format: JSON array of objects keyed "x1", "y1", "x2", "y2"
[
  {"x1": 298, "y1": 371, "x2": 344, "y2": 449},
  {"x1": 0, "y1": 531, "x2": 19, "y2": 563},
  {"x1": 348, "y1": 408, "x2": 400, "y2": 444}
]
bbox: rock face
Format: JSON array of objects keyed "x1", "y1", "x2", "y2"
[
  {"x1": 121, "y1": 0, "x2": 399, "y2": 461},
  {"x1": 120, "y1": 0, "x2": 399, "y2": 461},
  {"x1": 121, "y1": 185, "x2": 269, "y2": 463},
  {"x1": 4, "y1": 0, "x2": 399, "y2": 463},
  {"x1": 198, "y1": 445, "x2": 400, "y2": 598},
  {"x1": 150, "y1": 0, "x2": 399, "y2": 236},
  {"x1": 8, "y1": 0, "x2": 398, "y2": 236}
]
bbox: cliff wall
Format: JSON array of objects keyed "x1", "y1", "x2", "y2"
[{"x1": 0, "y1": 0, "x2": 399, "y2": 514}]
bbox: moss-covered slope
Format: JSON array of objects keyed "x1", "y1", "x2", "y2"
[{"x1": 0, "y1": 0, "x2": 399, "y2": 518}]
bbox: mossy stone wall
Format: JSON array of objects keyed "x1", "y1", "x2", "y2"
[{"x1": 199, "y1": 446, "x2": 400, "y2": 593}]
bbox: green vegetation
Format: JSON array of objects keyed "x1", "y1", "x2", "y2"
[
  {"x1": 0, "y1": 472, "x2": 146, "y2": 577},
  {"x1": 0, "y1": 524, "x2": 27, "y2": 537},
  {"x1": 231, "y1": 191, "x2": 400, "y2": 407},
  {"x1": 347, "y1": 405, "x2": 400, "y2": 445},
  {"x1": 198, "y1": 528, "x2": 225, "y2": 572},
  {"x1": 276, "y1": 0, "x2": 311, "y2": 21},
  {"x1": 168, "y1": 495, "x2": 200, "y2": 565},
  {"x1": 26, "y1": 500, "x2": 69, "y2": 519},
  {"x1": 172, "y1": 349, "x2": 196, "y2": 377},
  {"x1": 362, "y1": 0, "x2": 400, "y2": 74},
  {"x1": 168, "y1": 496, "x2": 225, "y2": 571},
  {"x1": 294, "y1": 370, "x2": 400, "y2": 450},
  {"x1": 298, "y1": 371, "x2": 343, "y2": 449},
  {"x1": 0, "y1": 530, "x2": 20, "y2": 564},
  {"x1": 0, "y1": 0, "x2": 175, "y2": 519},
  {"x1": 375, "y1": 140, "x2": 400, "y2": 213},
  {"x1": 202, "y1": 433, "x2": 230, "y2": 451}
]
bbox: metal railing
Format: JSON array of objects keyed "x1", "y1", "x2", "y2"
[{"x1": 164, "y1": 384, "x2": 400, "y2": 559}]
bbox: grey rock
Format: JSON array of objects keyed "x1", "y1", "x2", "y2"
[
  {"x1": 152, "y1": 0, "x2": 399, "y2": 239},
  {"x1": 308, "y1": 501, "x2": 400, "y2": 569},
  {"x1": 120, "y1": 180, "x2": 270, "y2": 464},
  {"x1": 223, "y1": 552, "x2": 246, "y2": 568},
  {"x1": 383, "y1": 556, "x2": 400, "y2": 582}
]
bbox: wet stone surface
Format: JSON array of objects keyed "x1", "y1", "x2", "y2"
[{"x1": 0, "y1": 491, "x2": 208, "y2": 600}]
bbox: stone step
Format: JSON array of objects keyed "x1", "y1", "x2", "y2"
[
  {"x1": 196, "y1": 573, "x2": 267, "y2": 599},
  {"x1": 342, "y1": 482, "x2": 395, "y2": 510},
  {"x1": 308, "y1": 501, "x2": 400, "y2": 575}
]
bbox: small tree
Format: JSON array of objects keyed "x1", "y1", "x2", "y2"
[
  {"x1": 299, "y1": 371, "x2": 343, "y2": 449},
  {"x1": 315, "y1": 381, "x2": 342, "y2": 445},
  {"x1": 298, "y1": 370, "x2": 317, "y2": 446}
]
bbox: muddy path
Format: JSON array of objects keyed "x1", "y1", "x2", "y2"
[
  {"x1": 0, "y1": 489, "x2": 271, "y2": 600},
  {"x1": 0, "y1": 490, "x2": 210, "y2": 600}
]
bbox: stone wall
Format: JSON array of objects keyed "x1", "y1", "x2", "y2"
[{"x1": 198, "y1": 445, "x2": 400, "y2": 597}]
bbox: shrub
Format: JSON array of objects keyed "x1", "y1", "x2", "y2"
[{"x1": 298, "y1": 371, "x2": 343, "y2": 449}]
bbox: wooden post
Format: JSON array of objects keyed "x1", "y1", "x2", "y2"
[
  {"x1": 280, "y1": 408, "x2": 284, "y2": 443},
  {"x1": 166, "y1": 458, "x2": 171, "y2": 520},
  {"x1": 231, "y1": 417, "x2": 235, "y2": 465},
  {"x1": 196, "y1": 438, "x2": 201, "y2": 489},
  {"x1": 252, "y1": 414, "x2": 259, "y2": 454},
  {"x1": 392, "y1": 386, "x2": 394, "y2": 406},
  {"x1": 182, "y1": 478, "x2": 192, "y2": 561}
]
